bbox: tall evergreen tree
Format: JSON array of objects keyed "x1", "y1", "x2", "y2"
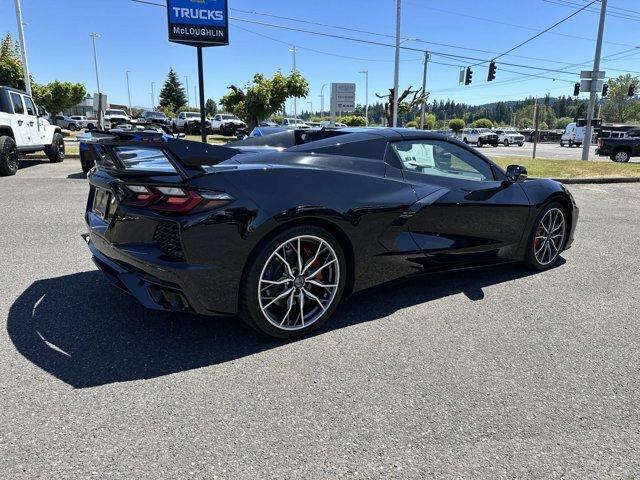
[{"x1": 159, "y1": 68, "x2": 187, "y2": 112}]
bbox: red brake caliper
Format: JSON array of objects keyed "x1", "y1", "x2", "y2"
[{"x1": 534, "y1": 226, "x2": 543, "y2": 250}]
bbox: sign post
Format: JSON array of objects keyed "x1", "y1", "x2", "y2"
[{"x1": 167, "y1": 0, "x2": 229, "y2": 142}]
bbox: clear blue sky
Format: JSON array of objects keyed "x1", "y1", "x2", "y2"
[{"x1": 2, "y1": 0, "x2": 639, "y2": 111}]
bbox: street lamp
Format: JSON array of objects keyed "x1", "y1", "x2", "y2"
[
  {"x1": 307, "y1": 101, "x2": 313, "y2": 116},
  {"x1": 392, "y1": 0, "x2": 402, "y2": 127},
  {"x1": 320, "y1": 82, "x2": 329, "y2": 118},
  {"x1": 185, "y1": 76, "x2": 190, "y2": 109},
  {"x1": 90, "y1": 32, "x2": 102, "y2": 128},
  {"x1": 359, "y1": 70, "x2": 369, "y2": 126},
  {"x1": 126, "y1": 70, "x2": 132, "y2": 115},
  {"x1": 13, "y1": 0, "x2": 31, "y2": 96},
  {"x1": 150, "y1": 82, "x2": 155, "y2": 110}
]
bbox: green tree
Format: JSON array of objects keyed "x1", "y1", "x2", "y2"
[
  {"x1": 405, "y1": 120, "x2": 418, "y2": 128},
  {"x1": 514, "y1": 104, "x2": 556, "y2": 130},
  {"x1": 555, "y1": 117, "x2": 573, "y2": 129},
  {"x1": 159, "y1": 68, "x2": 187, "y2": 112},
  {"x1": 472, "y1": 118, "x2": 493, "y2": 128},
  {"x1": 448, "y1": 118, "x2": 465, "y2": 132},
  {"x1": 0, "y1": 33, "x2": 26, "y2": 89},
  {"x1": 33, "y1": 81, "x2": 86, "y2": 115},
  {"x1": 220, "y1": 70, "x2": 309, "y2": 128},
  {"x1": 205, "y1": 98, "x2": 217, "y2": 116},
  {"x1": 601, "y1": 74, "x2": 640, "y2": 123}
]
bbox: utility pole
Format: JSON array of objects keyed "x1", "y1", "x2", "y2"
[
  {"x1": 419, "y1": 51, "x2": 430, "y2": 130},
  {"x1": 90, "y1": 32, "x2": 102, "y2": 128},
  {"x1": 359, "y1": 70, "x2": 369, "y2": 126},
  {"x1": 290, "y1": 46, "x2": 298, "y2": 119},
  {"x1": 185, "y1": 76, "x2": 190, "y2": 109},
  {"x1": 14, "y1": 0, "x2": 31, "y2": 96},
  {"x1": 392, "y1": 0, "x2": 402, "y2": 127},
  {"x1": 532, "y1": 109, "x2": 538, "y2": 159},
  {"x1": 126, "y1": 70, "x2": 132, "y2": 115},
  {"x1": 150, "y1": 82, "x2": 156, "y2": 110},
  {"x1": 307, "y1": 101, "x2": 313, "y2": 116},
  {"x1": 582, "y1": 0, "x2": 607, "y2": 161}
]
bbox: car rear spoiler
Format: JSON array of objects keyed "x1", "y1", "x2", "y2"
[{"x1": 79, "y1": 130, "x2": 241, "y2": 170}]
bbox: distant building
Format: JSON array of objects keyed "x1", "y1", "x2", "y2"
[{"x1": 64, "y1": 93, "x2": 109, "y2": 117}]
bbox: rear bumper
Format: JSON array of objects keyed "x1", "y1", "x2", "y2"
[{"x1": 83, "y1": 232, "x2": 236, "y2": 316}]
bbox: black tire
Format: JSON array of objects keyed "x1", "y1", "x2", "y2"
[
  {"x1": 503, "y1": 139, "x2": 509, "y2": 147},
  {"x1": 492, "y1": 143, "x2": 499, "y2": 147},
  {"x1": 611, "y1": 148, "x2": 631, "y2": 163},
  {"x1": 87, "y1": 123, "x2": 95, "y2": 130},
  {"x1": 477, "y1": 140, "x2": 483, "y2": 147},
  {"x1": 44, "y1": 132, "x2": 65, "y2": 163},
  {"x1": 68, "y1": 124, "x2": 77, "y2": 132},
  {"x1": 240, "y1": 225, "x2": 347, "y2": 339},
  {"x1": 518, "y1": 143, "x2": 524, "y2": 147},
  {"x1": 575, "y1": 143, "x2": 582, "y2": 148},
  {"x1": 523, "y1": 202, "x2": 568, "y2": 271},
  {"x1": 568, "y1": 140, "x2": 574, "y2": 147},
  {"x1": 560, "y1": 140, "x2": 564, "y2": 147},
  {"x1": 463, "y1": 137, "x2": 468, "y2": 144},
  {"x1": 220, "y1": 124, "x2": 230, "y2": 136},
  {"x1": 0, "y1": 135, "x2": 19, "y2": 176}
]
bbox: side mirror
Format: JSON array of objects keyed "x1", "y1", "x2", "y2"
[
  {"x1": 176, "y1": 133, "x2": 186, "y2": 138},
  {"x1": 506, "y1": 164, "x2": 528, "y2": 183},
  {"x1": 37, "y1": 106, "x2": 46, "y2": 117}
]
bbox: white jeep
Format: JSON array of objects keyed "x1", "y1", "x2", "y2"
[
  {"x1": 0, "y1": 86, "x2": 65, "y2": 176},
  {"x1": 210, "y1": 113, "x2": 247, "y2": 136}
]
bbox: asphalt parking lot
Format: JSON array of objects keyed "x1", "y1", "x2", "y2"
[
  {"x1": 1, "y1": 159, "x2": 639, "y2": 479},
  {"x1": 480, "y1": 142, "x2": 604, "y2": 161}
]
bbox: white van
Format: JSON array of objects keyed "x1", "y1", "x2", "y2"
[{"x1": 560, "y1": 122, "x2": 585, "y2": 147}]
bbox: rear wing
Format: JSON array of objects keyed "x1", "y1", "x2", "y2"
[{"x1": 79, "y1": 130, "x2": 241, "y2": 175}]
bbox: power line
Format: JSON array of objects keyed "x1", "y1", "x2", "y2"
[
  {"x1": 402, "y1": 1, "x2": 638, "y2": 48},
  {"x1": 542, "y1": 0, "x2": 640, "y2": 21}
]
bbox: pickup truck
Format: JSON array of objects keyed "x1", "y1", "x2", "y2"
[
  {"x1": 0, "y1": 85, "x2": 65, "y2": 176},
  {"x1": 172, "y1": 111, "x2": 203, "y2": 133},
  {"x1": 596, "y1": 128, "x2": 640, "y2": 162},
  {"x1": 210, "y1": 113, "x2": 247, "y2": 136}
]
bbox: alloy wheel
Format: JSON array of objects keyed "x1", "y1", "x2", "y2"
[
  {"x1": 533, "y1": 207, "x2": 566, "y2": 266},
  {"x1": 615, "y1": 150, "x2": 630, "y2": 162},
  {"x1": 7, "y1": 143, "x2": 18, "y2": 172},
  {"x1": 258, "y1": 235, "x2": 340, "y2": 331}
]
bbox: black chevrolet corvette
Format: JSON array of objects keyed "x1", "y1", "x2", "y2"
[{"x1": 81, "y1": 128, "x2": 578, "y2": 338}]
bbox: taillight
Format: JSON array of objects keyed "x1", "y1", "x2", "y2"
[
  {"x1": 597, "y1": 139, "x2": 604, "y2": 148},
  {"x1": 122, "y1": 186, "x2": 233, "y2": 213}
]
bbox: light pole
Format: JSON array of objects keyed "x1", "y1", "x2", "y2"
[
  {"x1": 150, "y1": 82, "x2": 155, "y2": 110},
  {"x1": 13, "y1": 0, "x2": 31, "y2": 96},
  {"x1": 392, "y1": 0, "x2": 402, "y2": 127},
  {"x1": 359, "y1": 70, "x2": 369, "y2": 126},
  {"x1": 419, "y1": 51, "x2": 430, "y2": 130},
  {"x1": 307, "y1": 101, "x2": 313, "y2": 117},
  {"x1": 289, "y1": 46, "x2": 298, "y2": 119},
  {"x1": 581, "y1": 0, "x2": 607, "y2": 161},
  {"x1": 320, "y1": 83, "x2": 329, "y2": 119},
  {"x1": 90, "y1": 32, "x2": 102, "y2": 128},
  {"x1": 126, "y1": 70, "x2": 132, "y2": 115}
]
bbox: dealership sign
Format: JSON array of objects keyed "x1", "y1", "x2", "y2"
[
  {"x1": 167, "y1": 0, "x2": 229, "y2": 47},
  {"x1": 330, "y1": 83, "x2": 356, "y2": 112}
]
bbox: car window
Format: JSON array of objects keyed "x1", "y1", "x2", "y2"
[
  {"x1": 23, "y1": 96, "x2": 36, "y2": 116},
  {"x1": 10, "y1": 93, "x2": 24, "y2": 114},
  {"x1": 391, "y1": 140, "x2": 494, "y2": 182},
  {"x1": 113, "y1": 147, "x2": 177, "y2": 172}
]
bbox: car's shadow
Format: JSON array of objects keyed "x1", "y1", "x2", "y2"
[
  {"x1": 18, "y1": 158, "x2": 47, "y2": 169},
  {"x1": 6, "y1": 262, "x2": 549, "y2": 388}
]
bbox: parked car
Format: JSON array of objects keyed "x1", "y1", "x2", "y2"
[
  {"x1": 138, "y1": 110, "x2": 171, "y2": 127},
  {"x1": 0, "y1": 86, "x2": 65, "y2": 176},
  {"x1": 282, "y1": 118, "x2": 311, "y2": 129},
  {"x1": 458, "y1": 128, "x2": 499, "y2": 147},
  {"x1": 210, "y1": 113, "x2": 247, "y2": 136},
  {"x1": 104, "y1": 109, "x2": 131, "y2": 127},
  {"x1": 173, "y1": 111, "x2": 204, "y2": 133},
  {"x1": 319, "y1": 121, "x2": 347, "y2": 128},
  {"x1": 494, "y1": 128, "x2": 525, "y2": 147},
  {"x1": 52, "y1": 115, "x2": 80, "y2": 131},
  {"x1": 560, "y1": 122, "x2": 585, "y2": 147},
  {"x1": 68, "y1": 115, "x2": 90, "y2": 129},
  {"x1": 80, "y1": 127, "x2": 578, "y2": 338},
  {"x1": 258, "y1": 120, "x2": 279, "y2": 127},
  {"x1": 596, "y1": 128, "x2": 640, "y2": 162}
]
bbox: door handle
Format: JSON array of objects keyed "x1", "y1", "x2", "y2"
[
  {"x1": 28, "y1": 121, "x2": 34, "y2": 127},
  {"x1": 18, "y1": 120, "x2": 23, "y2": 126}
]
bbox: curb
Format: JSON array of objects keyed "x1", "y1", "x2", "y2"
[{"x1": 547, "y1": 177, "x2": 640, "y2": 184}]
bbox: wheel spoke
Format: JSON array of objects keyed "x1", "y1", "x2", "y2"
[
  {"x1": 274, "y1": 250, "x2": 294, "y2": 278},
  {"x1": 262, "y1": 288, "x2": 294, "y2": 310},
  {"x1": 296, "y1": 237, "x2": 303, "y2": 272},
  {"x1": 305, "y1": 258, "x2": 336, "y2": 280},
  {"x1": 298, "y1": 290, "x2": 305, "y2": 327},
  {"x1": 302, "y1": 242, "x2": 323, "y2": 275},
  {"x1": 307, "y1": 279, "x2": 338, "y2": 289},
  {"x1": 279, "y1": 291, "x2": 296, "y2": 327},
  {"x1": 303, "y1": 288, "x2": 327, "y2": 312}
]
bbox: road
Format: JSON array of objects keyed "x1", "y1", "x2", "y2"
[
  {"x1": 1, "y1": 160, "x2": 639, "y2": 479},
  {"x1": 479, "y1": 142, "x2": 603, "y2": 161}
]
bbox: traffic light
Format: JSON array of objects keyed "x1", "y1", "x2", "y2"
[
  {"x1": 487, "y1": 62, "x2": 497, "y2": 82},
  {"x1": 465, "y1": 67, "x2": 473, "y2": 85},
  {"x1": 628, "y1": 84, "x2": 636, "y2": 96},
  {"x1": 602, "y1": 83, "x2": 609, "y2": 97},
  {"x1": 573, "y1": 82, "x2": 580, "y2": 97}
]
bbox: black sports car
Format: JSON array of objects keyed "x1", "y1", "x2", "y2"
[{"x1": 80, "y1": 128, "x2": 578, "y2": 338}]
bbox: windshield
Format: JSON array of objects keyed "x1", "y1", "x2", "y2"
[
  {"x1": 185, "y1": 112, "x2": 199, "y2": 118},
  {"x1": 221, "y1": 114, "x2": 239, "y2": 120},
  {"x1": 146, "y1": 112, "x2": 167, "y2": 119},
  {"x1": 106, "y1": 110, "x2": 127, "y2": 116}
]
